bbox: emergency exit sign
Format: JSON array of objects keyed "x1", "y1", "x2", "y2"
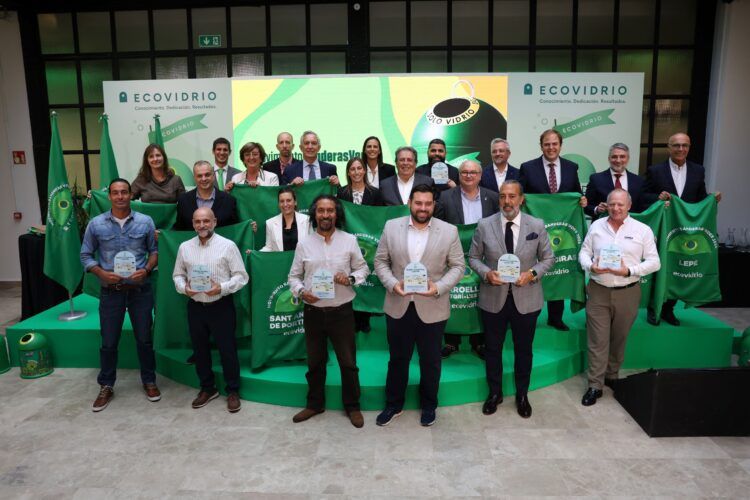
[{"x1": 198, "y1": 35, "x2": 221, "y2": 48}]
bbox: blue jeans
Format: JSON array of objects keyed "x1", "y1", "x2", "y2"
[{"x1": 97, "y1": 283, "x2": 156, "y2": 387}]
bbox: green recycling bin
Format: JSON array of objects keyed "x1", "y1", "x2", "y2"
[
  {"x1": 0, "y1": 335, "x2": 10, "y2": 374},
  {"x1": 18, "y1": 332, "x2": 54, "y2": 379}
]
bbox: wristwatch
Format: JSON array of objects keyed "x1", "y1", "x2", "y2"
[
  {"x1": 529, "y1": 269, "x2": 538, "y2": 278},
  {"x1": 348, "y1": 275, "x2": 355, "y2": 285}
]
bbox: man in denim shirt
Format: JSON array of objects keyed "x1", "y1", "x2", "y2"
[{"x1": 81, "y1": 178, "x2": 160, "y2": 412}]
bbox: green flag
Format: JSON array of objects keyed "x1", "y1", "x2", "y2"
[
  {"x1": 98, "y1": 114, "x2": 119, "y2": 189},
  {"x1": 249, "y1": 250, "x2": 307, "y2": 370},
  {"x1": 445, "y1": 223, "x2": 482, "y2": 335},
  {"x1": 630, "y1": 201, "x2": 668, "y2": 316},
  {"x1": 341, "y1": 200, "x2": 409, "y2": 313},
  {"x1": 231, "y1": 179, "x2": 336, "y2": 250},
  {"x1": 43, "y1": 112, "x2": 83, "y2": 293},
  {"x1": 149, "y1": 114, "x2": 165, "y2": 148},
  {"x1": 522, "y1": 193, "x2": 587, "y2": 310},
  {"x1": 664, "y1": 196, "x2": 721, "y2": 305}
]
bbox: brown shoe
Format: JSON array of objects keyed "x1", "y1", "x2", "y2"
[
  {"x1": 191, "y1": 389, "x2": 219, "y2": 409},
  {"x1": 227, "y1": 392, "x2": 241, "y2": 413},
  {"x1": 292, "y1": 408, "x2": 324, "y2": 423},
  {"x1": 347, "y1": 410, "x2": 364, "y2": 428},
  {"x1": 92, "y1": 385, "x2": 113, "y2": 412},
  {"x1": 143, "y1": 383, "x2": 161, "y2": 402}
]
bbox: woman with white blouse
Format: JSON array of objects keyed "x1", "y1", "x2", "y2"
[
  {"x1": 226, "y1": 141, "x2": 279, "y2": 190},
  {"x1": 260, "y1": 187, "x2": 311, "y2": 252}
]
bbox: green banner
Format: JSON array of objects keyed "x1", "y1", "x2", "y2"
[
  {"x1": 153, "y1": 221, "x2": 254, "y2": 352},
  {"x1": 249, "y1": 250, "x2": 307, "y2": 370},
  {"x1": 445, "y1": 223, "x2": 482, "y2": 335},
  {"x1": 665, "y1": 196, "x2": 721, "y2": 306},
  {"x1": 231, "y1": 179, "x2": 336, "y2": 250},
  {"x1": 522, "y1": 193, "x2": 587, "y2": 310},
  {"x1": 341, "y1": 200, "x2": 409, "y2": 313},
  {"x1": 630, "y1": 201, "x2": 668, "y2": 316},
  {"x1": 148, "y1": 114, "x2": 208, "y2": 144},
  {"x1": 553, "y1": 109, "x2": 615, "y2": 139}
]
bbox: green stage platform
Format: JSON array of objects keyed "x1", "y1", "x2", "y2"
[{"x1": 5, "y1": 294, "x2": 736, "y2": 410}]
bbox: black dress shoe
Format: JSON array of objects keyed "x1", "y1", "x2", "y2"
[
  {"x1": 581, "y1": 387, "x2": 603, "y2": 406},
  {"x1": 482, "y1": 393, "x2": 503, "y2": 415},
  {"x1": 661, "y1": 310, "x2": 680, "y2": 326},
  {"x1": 441, "y1": 344, "x2": 458, "y2": 359},
  {"x1": 604, "y1": 378, "x2": 618, "y2": 390},
  {"x1": 472, "y1": 344, "x2": 486, "y2": 360},
  {"x1": 646, "y1": 310, "x2": 660, "y2": 326},
  {"x1": 516, "y1": 395, "x2": 532, "y2": 418},
  {"x1": 547, "y1": 320, "x2": 570, "y2": 331}
]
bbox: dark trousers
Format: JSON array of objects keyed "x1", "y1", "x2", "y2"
[
  {"x1": 98, "y1": 283, "x2": 156, "y2": 387},
  {"x1": 187, "y1": 295, "x2": 240, "y2": 394},
  {"x1": 482, "y1": 293, "x2": 540, "y2": 397},
  {"x1": 444, "y1": 333, "x2": 482, "y2": 349},
  {"x1": 303, "y1": 302, "x2": 360, "y2": 411},
  {"x1": 385, "y1": 303, "x2": 447, "y2": 411},
  {"x1": 648, "y1": 299, "x2": 677, "y2": 318},
  {"x1": 547, "y1": 299, "x2": 564, "y2": 323}
]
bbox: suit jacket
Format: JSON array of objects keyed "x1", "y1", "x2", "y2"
[
  {"x1": 282, "y1": 160, "x2": 337, "y2": 184},
  {"x1": 261, "y1": 212, "x2": 311, "y2": 252},
  {"x1": 214, "y1": 165, "x2": 241, "y2": 190},
  {"x1": 435, "y1": 186, "x2": 499, "y2": 224},
  {"x1": 173, "y1": 188, "x2": 238, "y2": 231},
  {"x1": 337, "y1": 186, "x2": 384, "y2": 206},
  {"x1": 374, "y1": 216, "x2": 465, "y2": 323},
  {"x1": 379, "y1": 174, "x2": 436, "y2": 206},
  {"x1": 479, "y1": 164, "x2": 520, "y2": 192},
  {"x1": 519, "y1": 156, "x2": 582, "y2": 194},
  {"x1": 644, "y1": 160, "x2": 708, "y2": 204},
  {"x1": 263, "y1": 158, "x2": 295, "y2": 185},
  {"x1": 585, "y1": 170, "x2": 647, "y2": 218},
  {"x1": 373, "y1": 163, "x2": 396, "y2": 183},
  {"x1": 416, "y1": 162, "x2": 459, "y2": 192},
  {"x1": 468, "y1": 213, "x2": 555, "y2": 315}
]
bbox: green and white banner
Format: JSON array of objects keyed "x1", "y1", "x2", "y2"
[{"x1": 445, "y1": 224, "x2": 482, "y2": 335}]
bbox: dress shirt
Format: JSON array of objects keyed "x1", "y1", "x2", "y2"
[
  {"x1": 303, "y1": 159, "x2": 321, "y2": 181},
  {"x1": 230, "y1": 170, "x2": 280, "y2": 186},
  {"x1": 81, "y1": 210, "x2": 158, "y2": 284},
  {"x1": 214, "y1": 164, "x2": 231, "y2": 186},
  {"x1": 579, "y1": 215, "x2": 661, "y2": 288},
  {"x1": 367, "y1": 166, "x2": 380, "y2": 187},
  {"x1": 610, "y1": 168, "x2": 629, "y2": 191},
  {"x1": 544, "y1": 157, "x2": 561, "y2": 190},
  {"x1": 494, "y1": 164, "x2": 508, "y2": 190},
  {"x1": 288, "y1": 228, "x2": 370, "y2": 308},
  {"x1": 460, "y1": 189, "x2": 483, "y2": 224},
  {"x1": 195, "y1": 188, "x2": 215, "y2": 209},
  {"x1": 173, "y1": 233, "x2": 249, "y2": 303},
  {"x1": 500, "y1": 212, "x2": 521, "y2": 251},
  {"x1": 397, "y1": 175, "x2": 415, "y2": 205},
  {"x1": 407, "y1": 217, "x2": 431, "y2": 263},
  {"x1": 669, "y1": 158, "x2": 687, "y2": 197}
]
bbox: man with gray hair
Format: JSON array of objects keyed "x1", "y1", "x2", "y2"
[
  {"x1": 480, "y1": 138, "x2": 519, "y2": 193},
  {"x1": 283, "y1": 130, "x2": 339, "y2": 186},
  {"x1": 175, "y1": 160, "x2": 238, "y2": 230},
  {"x1": 584, "y1": 143, "x2": 646, "y2": 219},
  {"x1": 380, "y1": 146, "x2": 435, "y2": 206},
  {"x1": 578, "y1": 188, "x2": 660, "y2": 406}
]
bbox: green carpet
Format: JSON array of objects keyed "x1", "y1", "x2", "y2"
[{"x1": 5, "y1": 295, "x2": 735, "y2": 410}]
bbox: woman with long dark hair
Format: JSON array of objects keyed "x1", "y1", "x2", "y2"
[
  {"x1": 261, "y1": 187, "x2": 311, "y2": 252},
  {"x1": 337, "y1": 156, "x2": 383, "y2": 206},
  {"x1": 131, "y1": 144, "x2": 186, "y2": 203},
  {"x1": 360, "y1": 136, "x2": 395, "y2": 188}
]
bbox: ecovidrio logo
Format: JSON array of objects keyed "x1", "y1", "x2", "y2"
[
  {"x1": 117, "y1": 90, "x2": 218, "y2": 104},
  {"x1": 522, "y1": 82, "x2": 628, "y2": 97}
]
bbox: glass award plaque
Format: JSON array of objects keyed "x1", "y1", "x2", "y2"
[
  {"x1": 113, "y1": 251, "x2": 136, "y2": 277},
  {"x1": 431, "y1": 162, "x2": 449, "y2": 185},
  {"x1": 403, "y1": 262, "x2": 429, "y2": 293},
  {"x1": 497, "y1": 254, "x2": 521, "y2": 283},
  {"x1": 311, "y1": 268, "x2": 335, "y2": 299},
  {"x1": 189, "y1": 264, "x2": 212, "y2": 292},
  {"x1": 599, "y1": 244, "x2": 623, "y2": 270}
]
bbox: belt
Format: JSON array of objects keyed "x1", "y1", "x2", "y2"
[
  {"x1": 304, "y1": 302, "x2": 351, "y2": 312},
  {"x1": 594, "y1": 280, "x2": 639, "y2": 290},
  {"x1": 104, "y1": 283, "x2": 143, "y2": 291}
]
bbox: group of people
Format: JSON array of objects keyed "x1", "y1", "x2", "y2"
[{"x1": 79, "y1": 127, "x2": 719, "y2": 426}]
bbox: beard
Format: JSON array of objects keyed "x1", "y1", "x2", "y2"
[{"x1": 411, "y1": 209, "x2": 432, "y2": 224}]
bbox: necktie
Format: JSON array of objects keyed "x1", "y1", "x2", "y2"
[
  {"x1": 548, "y1": 163, "x2": 558, "y2": 193},
  {"x1": 614, "y1": 173, "x2": 623, "y2": 189},
  {"x1": 505, "y1": 221, "x2": 514, "y2": 254},
  {"x1": 308, "y1": 164, "x2": 317, "y2": 180},
  {"x1": 217, "y1": 169, "x2": 225, "y2": 190}
]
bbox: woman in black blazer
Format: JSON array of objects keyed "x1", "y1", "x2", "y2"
[
  {"x1": 361, "y1": 136, "x2": 396, "y2": 188},
  {"x1": 337, "y1": 156, "x2": 384, "y2": 206}
]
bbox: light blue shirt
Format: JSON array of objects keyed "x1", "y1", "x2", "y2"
[
  {"x1": 303, "y1": 160, "x2": 321, "y2": 181},
  {"x1": 196, "y1": 188, "x2": 216, "y2": 209},
  {"x1": 460, "y1": 189, "x2": 483, "y2": 224}
]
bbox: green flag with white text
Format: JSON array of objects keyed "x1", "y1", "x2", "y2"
[
  {"x1": 630, "y1": 201, "x2": 668, "y2": 316},
  {"x1": 98, "y1": 114, "x2": 119, "y2": 189},
  {"x1": 43, "y1": 112, "x2": 83, "y2": 293},
  {"x1": 665, "y1": 196, "x2": 721, "y2": 306},
  {"x1": 445, "y1": 223, "x2": 482, "y2": 335},
  {"x1": 522, "y1": 193, "x2": 587, "y2": 309}
]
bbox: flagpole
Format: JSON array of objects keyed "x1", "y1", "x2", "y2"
[{"x1": 58, "y1": 292, "x2": 87, "y2": 321}]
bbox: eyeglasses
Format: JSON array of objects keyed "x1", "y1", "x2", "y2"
[{"x1": 460, "y1": 171, "x2": 481, "y2": 176}]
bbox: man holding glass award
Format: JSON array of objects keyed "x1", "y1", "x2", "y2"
[
  {"x1": 469, "y1": 180, "x2": 555, "y2": 418},
  {"x1": 578, "y1": 189, "x2": 660, "y2": 406},
  {"x1": 288, "y1": 195, "x2": 370, "y2": 428},
  {"x1": 374, "y1": 184, "x2": 465, "y2": 427},
  {"x1": 173, "y1": 207, "x2": 249, "y2": 413}
]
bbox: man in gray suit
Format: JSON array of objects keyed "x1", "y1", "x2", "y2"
[
  {"x1": 374, "y1": 184, "x2": 465, "y2": 427},
  {"x1": 380, "y1": 146, "x2": 435, "y2": 206},
  {"x1": 211, "y1": 138, "x2": 241, "y2": 191},
  {"x1": 436, "y1": 159, "x2": 499, "y2": 359},
  {"x1": 469, "y1": 180, "x2": 555, "y2": 418}
]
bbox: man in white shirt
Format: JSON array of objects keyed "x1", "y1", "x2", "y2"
[
  {"x1": 173, "y1": 207, "x2": 249, "y2": 413},
  {"x1": 379, "y1": 146, "x2": 435, "y2": 206},
  {"x1": 288, "y1": 195, "x2": 370, "y2": 427},
  {"x1": 211, "y1": 138, "x2": 240, "y2": 191},
  {"x1": 579, "y1": 189, "x2": 661, "y2": 406}
]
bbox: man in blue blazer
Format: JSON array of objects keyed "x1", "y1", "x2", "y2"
[
  {"x1": 585, "y1": 143, "x2": 646, "y2": 218},
  {"x1": 380, "y1": 146, "x2": 435, "y2": 206},
  {"x1": 480, "y1": 138, "x2": 520, "y2": 192},
  {"x1": 519, "y1": 129, "x2": 587, "y2": 331},
  {"x1": 644, "y1": 132, "x2": 722, "y2": 326},
  {"x1": 282, "y1": 131, "x2": 340, "y2": 186}
]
